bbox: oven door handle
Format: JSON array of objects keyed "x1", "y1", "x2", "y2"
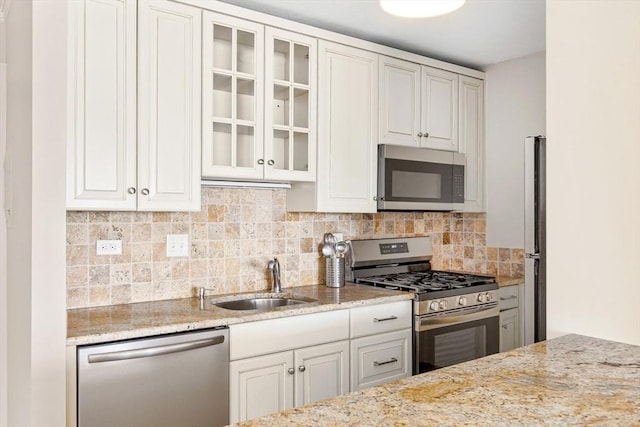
[{"x1": 416, "y1": 304, "x2": 499, "y2": 332}]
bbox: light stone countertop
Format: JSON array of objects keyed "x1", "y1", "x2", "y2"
[
  {"x1": 67, "y1": 283, "x2": 413, "y2": 346},
  {"x1": 232, "y1": 334, "x2": 640, "y2": 426},
  {"x1": 496, "y1": 275, "x2": 524, "y2": 287}
]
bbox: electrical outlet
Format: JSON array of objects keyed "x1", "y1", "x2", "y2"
[
  {"x1": 96, "y1": 240, "x2": 122, "y2": 255},
  {"x1": 166, "y1": 234, "x2": 189, "y2": 257},
  {"x1": 333, "y1": 232, "x2": 344, "y2": 242}
]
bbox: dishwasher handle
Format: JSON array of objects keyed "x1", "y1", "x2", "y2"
[{"x1": 87, "y1": 335, "x2": 225, "y2": 364}]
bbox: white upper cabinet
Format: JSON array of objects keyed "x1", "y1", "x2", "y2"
[
  {"x1": 67, "y1": 0, "x2": 137, "y2": 210},
  {"x1": 201, "y1": 12, "x2": 264, "y2": 180},
  {"x1": 67, "y1": 0, "x2": 202, "y2": 211},
  {"x1": 287, "y1": 41, "x2": 378, "y2": 213},
  {"x1": 458, "y1": 75, "x2": 485, "y2": 212},
  {"x1": 264, "y1": 27, "x2": 317, "y2": 182},
  {"x1": 421, "y1": 66, "x2": 459, "y2": 151},
  {"x1": 379, "y1": 56, "x2": 421, "y2": 146},
  {"x1": 138, "y1": 0, "x2": 202, "y2": 211},
  {"x1": 379, "y1": 56, "x2": 459, "y2": 151}
]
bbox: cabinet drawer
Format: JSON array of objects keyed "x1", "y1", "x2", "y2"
[
  {"x1": 350, "y1": 300, "x2": 412, "y2": 338},
  {"x1": 499, "y1": 285, "x2": 519, "y2": 311},
  {"x1": 350, "y1": 328, "x2": 412, "y2": 391},
  {"x1": 230, "y1": 309, "x2": 349, "y2": 360}
]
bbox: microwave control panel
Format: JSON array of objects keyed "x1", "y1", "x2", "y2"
[{"x1": 453, "y1": 165, "x2": 465, "y2": 203}]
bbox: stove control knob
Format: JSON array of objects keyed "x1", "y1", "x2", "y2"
[
  {"x1": 458, "y1": 297, "x2": 467, "y2": 306},
  {"x1": 485, "y1": 292, "x2": 493, "y2": 302},
  {"x1": 439, "y1": 300, "x2": 447, "y2": 310},
  {"x1": 429, "y1": 301, "x2": 439, "y2": 311},
  {"x1": 477, "y1": 294, "x2": 486, "y2": 303}
]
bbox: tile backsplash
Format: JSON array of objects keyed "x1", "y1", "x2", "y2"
[{"x1": 66, "y1": 188, "x2": 524, "y2": 309}]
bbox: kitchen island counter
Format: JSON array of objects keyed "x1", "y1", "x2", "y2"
[{"x1": 233, "y1": 334, "x2": 640, "y2": 426}]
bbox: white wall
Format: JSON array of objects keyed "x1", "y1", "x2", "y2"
[
  {"x1": 547, "y1": 0, "x2": 640, "y2": 345},
  {"x1": 0, "y1": 22, "x2": 7, "y2": 427},
  {"x1": 5, "y1": 0, "x2": 67, "y2": 425},
  {"x1": 485, "y1": 52, "x2": 546, "y2": 248}
]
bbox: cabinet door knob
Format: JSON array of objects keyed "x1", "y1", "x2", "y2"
[
  {"x1": 267, "y1": 159, "x2": 275, "y2": 166},
  {"x1": 298, "y1": 365, "x2": 306, "y2": 372},
  {"x1": 257, "y1": 159, "x2": 265, "y2": 165},
  {"x1": 417, "y1": 132, "x2": 423, "y2": 138},
  {"x1": 287, "y1": 368, "x2": 295, "y2": 375},
  {"x1": 141, "y1": 188, "x2": 150, "y2": 196},
  {"x1": 502, "y1": 324, "x2": 507, "y2": 329},
  {"x1": 424, "y1": 132, "x2": 429, "y2": 138},
  {"x1": 127, "y1": 187, "x2": 136, "y2": 195}
]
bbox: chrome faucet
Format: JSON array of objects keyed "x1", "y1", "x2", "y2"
[
  {"x1": 267, "y1": 258, "x2": 282, "y2": 293},
  {"x1": 198, "y1": 286, "x2": 217, "y2": 302}
]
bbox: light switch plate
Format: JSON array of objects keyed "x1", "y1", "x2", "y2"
[
  {"x1": 333, "y1": 232, "x2": 344, "y2": 242},
  {"x1": 166, "y1": 234, "x2": 189, "y2": 257},
  {"x1": 97, "y1": 240, "x2": 122, "y2": 255}
]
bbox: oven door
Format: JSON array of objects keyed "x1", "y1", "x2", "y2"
[
  {"x1": 378, "y1": 144, "x2": 465, "y2": 211},
  {"x1": 413, "y1": 303, "x2": 499, "y2": 374}
]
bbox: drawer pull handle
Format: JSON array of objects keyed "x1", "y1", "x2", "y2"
[
  {"x1": 373, "y1": 357, "x2": 398, "y2": 367},
  {"x1": 500, "y1": 295, "x2": 518, "y2": 301},
  {"x1": 373, "y1": 315, "x2": 398, "y2": 322}
]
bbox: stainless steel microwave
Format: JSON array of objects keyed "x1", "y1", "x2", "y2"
[{"x1": 377, "y1": 144, "x2": 465, "y2": 211}]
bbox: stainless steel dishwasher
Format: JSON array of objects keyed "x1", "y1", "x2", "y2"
[{"x1": 77, "y1": 327, "x2": 229, "y2": 427}]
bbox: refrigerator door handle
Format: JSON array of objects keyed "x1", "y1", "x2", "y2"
[{"x1": 524, "y1": 137, "x2": 537, "y2": 255}]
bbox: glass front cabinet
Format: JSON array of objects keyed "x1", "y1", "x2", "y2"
[
  {"x1": 202, "y1": 12, "x2": 264, "y2": 180},
  {"x1": 202, "y1": 13, "x2": 316, "y2": 182},
  {"x1": 264, "y1": 27, "x2": 317, "y2": 182}
]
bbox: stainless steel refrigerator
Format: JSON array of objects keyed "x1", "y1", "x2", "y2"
[{"x1": 524, "y1": 136, "x2": 546, "y2": 344}]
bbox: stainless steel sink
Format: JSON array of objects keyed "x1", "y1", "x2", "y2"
[{"x1": 214, "y1": 296, "x2": 315, "y2": 311}]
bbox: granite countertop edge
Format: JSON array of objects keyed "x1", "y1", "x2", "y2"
[{"x1": 67, "y1": 284, "x2": 414, "y2": 347}]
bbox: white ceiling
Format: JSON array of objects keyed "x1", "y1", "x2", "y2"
[{"x1": 218, "y1": 0, "x2": 545, "y2": 70}]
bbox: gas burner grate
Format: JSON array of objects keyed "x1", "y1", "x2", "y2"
[{"x1": 356, "y1": 270, "x2": 495, "y2": 294}]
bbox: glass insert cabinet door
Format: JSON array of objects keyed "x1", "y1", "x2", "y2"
[
  {"x1": 264, "y1": 27, "x2": 317, "y2": 182},
  {"x1": 202, "y1": 12, "x2": 265, "y2": 180}
]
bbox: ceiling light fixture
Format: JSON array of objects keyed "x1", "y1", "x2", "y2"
[{"x1": 380, "y1": 0, "x2": 466, "y2": 18}]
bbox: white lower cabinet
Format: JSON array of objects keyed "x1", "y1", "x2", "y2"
[
  {"x1": 294, "y1": 341, "x2": 350, "y2": 407},
  {"x1": 499, "y1": 308, "x2": 520, "y2": 352},
  {"x1": 228, "y1": 300, "x2": 413, "y2": 423},
  {"x1": 229, "y1": 340, "x2": 349, "y2": 424},
  {"x1": 229, "y1": 351, "x2": 292, "y2": 423},
  {"x1": 229, "y1": 310, "x2": 350, "y2": 424},
  {"x1": 350, "y1": 329, "x2": 412, "y2": 391},
  {"x1": 349, "y1": 300, "x2": 413, "y2": 391},
  {"x1": 499, "y1": 284, "x2": 524, "y2": 352}
]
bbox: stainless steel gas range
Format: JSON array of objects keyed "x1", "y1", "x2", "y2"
[{"x1": 348, "y1": 236, "x2": 499, "y2": 375}]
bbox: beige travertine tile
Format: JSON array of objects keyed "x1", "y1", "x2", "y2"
[
  {"x1": 89, "y1": 265, "x2": 110, "y2": 286},
  {"x1": 88, "y1": 212, "x2": 110, "y2": 223},
  {"x1": 67, "y1": 211, "x2": 88, "y2": 224},
  {"x1": 67, "y1": 245, "x2": 89, "y2": 266},
  {"x1": 89, "y1": 286, "x2": 110, "y2": 306},
  {"x1": 67, "y1": 287, "x2": 88, "y2": 309},
  {"x1": 132, "y1": 223, "x2": 152, "y2": 242},
  {"x1": 111, "y1": 284, "x2": 131, "y2": 304},
  {"x1": 67, "y1": 266, "x2": 88, "y2": 288},
  {"x1": 67, "y1": 189, "x2": 525, "y2": 308},
  {"x1": 131, "y1": 243, "x2": 153, "y2": 263},
  {"x1": 132, "y1": 263, "x2": 152, "y2": 283}
]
